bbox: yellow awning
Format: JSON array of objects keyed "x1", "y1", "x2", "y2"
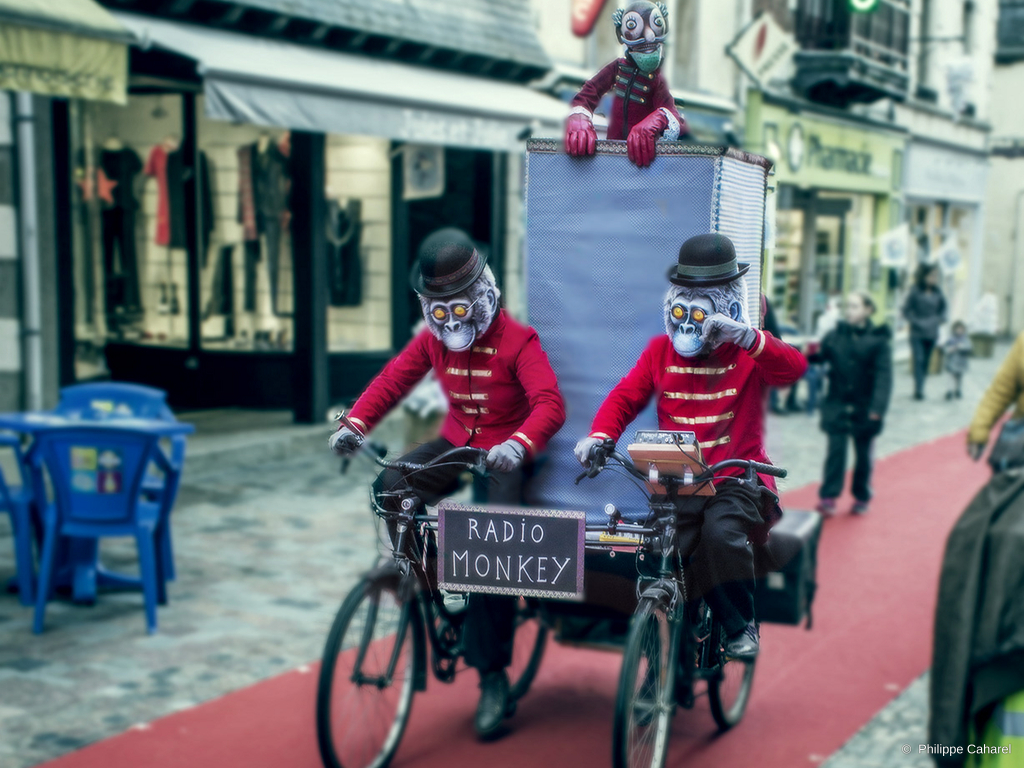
[{"x1": 0, "y1": 0, "x2": 130, "y2": 103}]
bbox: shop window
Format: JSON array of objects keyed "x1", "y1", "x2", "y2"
[
  {"x1": 772, "y1": 205, "x2": 804, "y2": 324},
  {"x1": 69, "y1": 95, "x2": 191, "y2": 378},
  {"x1": 198, "y1": 100, "x2": 294, "y2": 352},
  {"x1": 325, "y1": 134, "x2": 393, "y2": 352}
]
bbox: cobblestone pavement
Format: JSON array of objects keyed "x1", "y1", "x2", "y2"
[{"x1": 0, "y1": 342, "x2": 1010, "y2": 767}]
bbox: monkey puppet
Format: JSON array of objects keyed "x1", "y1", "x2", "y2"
[
  {"x1": 575, "y1": 233, "x2": 806, "y2": 658},
  {"x1": 329, "y1": 227, "x2": 565, "y2": 737},
  {"x1": 565, "y1": 1, "x2": 686, "y2": 167}
]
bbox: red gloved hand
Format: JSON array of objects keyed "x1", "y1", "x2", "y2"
[
  {"x1": 627, "y1": 109, "x2": 670, "y2": 167},
  {"x1": 564, "y1": 112, "x2": 597, "y2": 157}
]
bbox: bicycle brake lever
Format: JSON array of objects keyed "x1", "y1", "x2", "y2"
[{"x1": 574, "y1": 470, "x2": 588, "y2": 485}]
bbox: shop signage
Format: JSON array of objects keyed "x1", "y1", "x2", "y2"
[
  {"x1": 438, "y1": 502, "x2": 585, "y2": 600},
  {"x1": 727, "y1": 13, "x2": 795, "y2": 87},
  {"x1": 877, "y1": 223, "x2": 910, "y2": 268},
  {"x1": 403, "y1": 145, "x2": 445, "y2": 201},
  {"x1": 935, "y1": 238, "x2": 963, "y2": 274},
  {"x1": 787, "y1": 123, "x2": 873, "y2": 175},
  {"x1": 904, "y1": 142, "x2": 988, "y2": 203},
  {"x1": 571, "y1": 0, "x2": 609, "y2": 37},
  {"x1": 0, "y1": 23, "x2": 127, "y2": 105},
  {"x1": 749, "y1": 92, "x2": 904, "y2": 195}
]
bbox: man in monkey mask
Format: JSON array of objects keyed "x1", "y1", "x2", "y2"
[
  {"x1": 330, "y1": 228, "x2": 565, "y2": 737},
  {"x1": 575, "y1": 233, "x2": 806, "y2": 659}
]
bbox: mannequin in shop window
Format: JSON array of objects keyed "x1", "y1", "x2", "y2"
[
  {"x1": 326, "y1": 199, "x2": 363, "y2": 307},
  {"x1": 145, "y1": 134, "x2": 215, "y2": 320},
  {"x1": 98, "y1": 136, "x2": 144, "y2": 331},
  {"x1": 237, "y1": 131, "x2": 291, "y2": 349}
]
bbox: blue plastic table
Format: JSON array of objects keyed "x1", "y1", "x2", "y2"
[{"x1": 0, "y1": 412, "x2": 194, "y2": 603}]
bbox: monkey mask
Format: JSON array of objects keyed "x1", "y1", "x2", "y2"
[
  {"x1": 411, "y1": 228, "x2": 501, "y2": 353},
  {"x1": 419, "y1": 267, "x2": 500, "y2": 353},
  {"x1": 664, "y1": 233, "x2": 753, "y2": 357},
  {"x1": 613, "y1": 1, "x2": 669, "y2": 74},
  {"x1": 664, "y1": 279, "x2": 750, "y2": 358}
]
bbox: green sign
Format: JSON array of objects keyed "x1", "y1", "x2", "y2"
[
  {"x1": 745, "y1": 91, "x2": 905, "y2": 195},
  {"x1": 849, "y1": 0, "x2": 881, "y2": 12}
]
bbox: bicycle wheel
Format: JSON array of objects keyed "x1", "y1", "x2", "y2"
[
  {"x1": 707, "y1": 621, "x2": 756, "y2": 731},
  {"x1": 613, "y1": 596, "x2": 678, "y2": 768},
  {"x1": 316, "y1": 572, "x2": 423, "y2": 768},
  {"x1": 508, "y1": 596, "x2": 547, "y2": 701}
]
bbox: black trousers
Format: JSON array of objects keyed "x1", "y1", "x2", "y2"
[
  {"x1": 674, "y1": 482, "x2": 766, "y2": 637},
  {"x1": 820, "y1": 431, "x2": 875, "y2": 502},
  {"x1": 243, "y1": 241, "x2": 259, "y2": 313},
  {"x1": 101, "y1": 208, "x2": 142, "y2": 315},
  {"x1": 263, "y1": 220, "x2": 283, "y2": 315},
  {"x1": 373, "y1": 438, "x2": 519, "y2": 675},
  {"x1": 911, "y1": 337, "x2": 936, "y2": 397}
]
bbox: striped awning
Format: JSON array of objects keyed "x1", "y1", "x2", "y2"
[{"x1": 0, "y1": 0, "x2": 130, "y2": 103}]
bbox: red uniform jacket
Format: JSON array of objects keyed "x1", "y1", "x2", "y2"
[
  {"x1": 571, "y1": 57, "x2": 684, "y2": 141},
  {"x1": 347, "y1": 310, "x2": 565, "y2": 456},
  {"x1": 589, "y1": 329, "x2": 807, "y2": 496}
]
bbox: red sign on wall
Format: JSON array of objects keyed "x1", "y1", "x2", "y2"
[{"x1": 571, "y1": 0, "x2": 609, "y2": 37}]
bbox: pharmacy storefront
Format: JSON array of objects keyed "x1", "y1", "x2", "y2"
[{"x1": 746, "y1": 91, "x2": 906, "y2": 333}]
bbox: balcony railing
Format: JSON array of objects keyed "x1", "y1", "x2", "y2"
[{"x1": 793, "y1": 0, "x2": 910, "y2": 105}]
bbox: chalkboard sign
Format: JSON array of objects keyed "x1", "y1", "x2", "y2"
[{"x1": 437, "y1": 502, "x2": 586, "y2": 600}]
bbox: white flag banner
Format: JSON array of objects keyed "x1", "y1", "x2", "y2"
[
  {"x1": 934, "y1": 238, "x2": 963, "y2": 274},
  {"x1": 876, "y1": 222, "x2": 910, "y2": 268}
]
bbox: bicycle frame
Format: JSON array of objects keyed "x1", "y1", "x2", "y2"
[{"x1": 361, "y1": 446, "x2": 490, "y2": 689}]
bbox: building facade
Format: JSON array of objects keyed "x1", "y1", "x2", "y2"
[
  {"x1": 1, "y1": 0, "x2": 564, "y2": 420},
  {"x1": 532, "y1": 0, "x2": 997, "y2": 338},
  {"x1": 982, "y1": 0, "x2": 1024, "y2": 334}
]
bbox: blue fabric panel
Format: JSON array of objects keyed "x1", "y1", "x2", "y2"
[{"x1": 525, "y1": 150, "x2": 718, "y2": 522}]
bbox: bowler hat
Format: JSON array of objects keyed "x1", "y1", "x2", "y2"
[
  {"x1": 410, "y1": 228, "x2": 488, "y2": 298},
  {"x1": 668, "y1": 233, "x2": 750, "y2": 287}
]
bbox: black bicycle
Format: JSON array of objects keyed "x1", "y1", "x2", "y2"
[
  {"x1": 577, "y1": 439, "x2": 787, "y2": 768},
  {"x1": 315, "y1": 442, "x2": 547, "y2": 768}
]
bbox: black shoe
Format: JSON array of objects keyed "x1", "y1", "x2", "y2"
[
  {"x1": 914, "y1": 392, "x2": 924, "y2": 401},
  {"x1": 474, "y1": 671, "x2": 513, "y2": 739},
  {"x1": 723, "y1": 622, "x2": 759, "y2": 661}
]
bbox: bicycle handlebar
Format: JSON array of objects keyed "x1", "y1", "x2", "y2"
[
  {"x1": 576, "y1": 441, "x2": 787, "y2": 487},
  {"x1": 376, "y1": 445, "x2": 489, "y2": 477}
]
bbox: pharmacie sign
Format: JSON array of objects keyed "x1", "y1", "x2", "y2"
[
  {"x1": 751, "y1": 94, "x2": 904, "y2": 194},
  {"x1": 438, "y1": 502, "x2": 585, "y2": 600},
  {"x1": 785, "y1": 122, "x2": 872, "y2": 175}
]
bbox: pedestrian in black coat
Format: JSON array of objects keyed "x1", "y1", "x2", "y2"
[
  {"x1": 811, "y1": 292, "x2": 893, "y2": 516},
  {"x1": 903, "y1": 263, "x2": 947, "y2": 400}
]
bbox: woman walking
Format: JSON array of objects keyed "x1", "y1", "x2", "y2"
[
  {"x1": 903, "y1": 263, "x2": 947, "y2": 400},
  {"x1": 813, "y1": 292, "x2": 893, "y2": 516}
]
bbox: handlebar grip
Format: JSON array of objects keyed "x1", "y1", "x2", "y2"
[{"x1": 749, "y1": 461, "x2": 787, "y2": 479}]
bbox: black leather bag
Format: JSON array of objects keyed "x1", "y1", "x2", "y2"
[
  {"x1": 988, "y1": 418, "x2": 1024, "y2": 473},
  {"x1": 754, "y1": 509, "x2": 822, "y2": 628}
]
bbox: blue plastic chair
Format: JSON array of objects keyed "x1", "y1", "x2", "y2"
[
  {"x1": 0, "y1": 434, "x2": 35, "y2": 605},
  {"x1": 30, "y1": 427, "x2": 175, "y2": 634},
  {"x1": 55, "y1": 383, "x2": 184, "y2": 581}
]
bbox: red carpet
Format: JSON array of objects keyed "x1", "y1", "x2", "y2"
[{"x1": 39, "y1": 430, "x2": 987, "y2": 768}]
